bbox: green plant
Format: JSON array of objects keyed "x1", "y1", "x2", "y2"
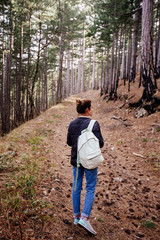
[
  {"x1": 96, "y1": 217, "x2": 103, "y2": 222},
  {"x1": 141, "y1": 220, "x2": 156, "y2": 229},
  {"x1": 52, "y1": 113, "x2": 61, "y2": 119},
  {"x1": 152, "y1": 138, "x2": 157, "y2": 142},
  {"x1": 142, "y1": 138, "x2": 148, "y2": 142},
  {"x1": 28, "y1": 136, "x2": 43, "y2": 145}
]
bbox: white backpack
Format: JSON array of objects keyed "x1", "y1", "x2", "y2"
[{"x1": 77, "y1": 120, "x2": 104, "y2": 169}]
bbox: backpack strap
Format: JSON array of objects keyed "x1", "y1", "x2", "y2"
[{"x1": 87, "y1": 119, "x2": 96, "y2": 132}]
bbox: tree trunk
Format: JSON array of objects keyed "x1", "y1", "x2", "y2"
[
  {"x1": 77, "y1": 60, "x2": 81, "y2": 93},
  {"x1": 114, "y1": 29, "x2": 122, "y2": 99},
  {"x1": 96, "y1": 64, "x2": 100, "y2": 90},
  {"x1": 74, "y1": 66, "x2": 77, "y2": 94},
  {"x1": 101, "y1": 59, "x2": 105, "y2": 96},
  {"x1": 109, "y1": 33, "x2": 115, "y2": 97},
  {"x1": 112, "y1": 32, "x2": 118, "y2": 98},
  {"x1": 121, "y1": 25, "x2": 127, "y2": 84},
  {"x1": 44, "y1": 32, "x2": 48, "y2": 110},
  {"x1": 29, "y1": 21, "x2": 41, "y2": 118},
  {"x1": 129, "y1": 1, "x2": 141, "y2": 84},
  {"x1": 155, "y1": 11, "x2": 160, "y2": 79},
  {"x1": 126, "y1": 26, "x2": 132, "y2": 80},
  {"x1": 141, "y1": 0, "x2": 155, "y2": 101},
  {"x1": 15, "y1": 23, "x2": 23, "y2": 124},
  {"x1": 56, "y1": 2, "x2": 65, "y2": 103},
  {"x1": 105, "y1": 46, "x2": 110, "y2": 94},
  {"x1": 81, "y1": 29, "x2": 85, "y2": 92},
  {"x1": 66, "y1": 48, "x2": 70, "y2": 98},
  {"x1": 88, "y1": 47, "x2": 92, "y2": 90},
  {"x1": 92, "y1": 40, "x2": 96, "y2": 89},
  {"x1": 70, "y1": 41, "x2": 74, "y2": 95},
  {"x1": 25, "y1": 10, "x2": 31, "y2": 121}
]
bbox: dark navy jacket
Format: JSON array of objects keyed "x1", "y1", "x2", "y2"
[{"x1": 67, "y1": 117, "x2": 104, "y2": 166}]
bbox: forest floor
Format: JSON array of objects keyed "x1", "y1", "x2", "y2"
[{"x1": 0, "y1": 80, "x2": 160, "y2": 240}]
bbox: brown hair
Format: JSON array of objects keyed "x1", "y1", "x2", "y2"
[{"x1": 76, "y1": 99, "x2": 91, "y2": 114}]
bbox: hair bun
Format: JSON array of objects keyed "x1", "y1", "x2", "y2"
[{"x1": 76, "y1": 99, "x2": 82, "y2": 106}]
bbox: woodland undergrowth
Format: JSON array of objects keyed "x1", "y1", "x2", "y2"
[{"x1": 0, "y1": 127, "x2": 56, "y2": 239}]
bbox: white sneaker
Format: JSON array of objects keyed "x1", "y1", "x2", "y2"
[{"x1": 78, "y1": 217, "x2": 97, "y2": 235}]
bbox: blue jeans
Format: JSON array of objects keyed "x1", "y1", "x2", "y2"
[{"x1": 72, "y1": 166, "x2": 97, "y2": 218}]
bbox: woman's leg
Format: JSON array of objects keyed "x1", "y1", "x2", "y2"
[
  {"x1": 72, "y1": 166, "x2": 84, "y2": 216},
  {"x1": 81, "y1": 167, "x2": 97, "y2": 218}
]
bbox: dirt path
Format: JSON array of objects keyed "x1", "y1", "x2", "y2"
[
  {"x1": 0, "y1": 90, "x2": 159, "y2": 240},
  {"x1": 39, "y1": 90, "x2": 159, "y2": 240}
]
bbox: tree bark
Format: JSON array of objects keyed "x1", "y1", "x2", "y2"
[
  {"x1": 66, "y1": 48, "x2": 70, "y2": 98},
  {"x1": 77, "y1": 60, "x2": 81, "y2": 93},
  {"x1": 140, "y1": 0, "x2": 155, "y2": 101},
  {"x1": 110, "y1": 33, "x2": 115, "y2": 97},
  {"x1": 114, "y1": 29, "x2": 122, "y2": 99},
  {"x1": 81, "y1": 29, "x2": 85, "y2": 92},
  {"x1": 92, "y1": 40, "x2": 96, "y2": 89},
  {"x1": 56, "y1": 2, "x2": 65, "y2": 103},
  {"x1": 15, "y1": 22, "x2": 23, "y2": 124},
  {"x1": 25, "y1": 10, "x2": 31, "y2": 121},
  {"x1": 29, "y1": 21, "x2": 41, "y2": 119},
  {"x1": 44, "y1": 32, "x2": 48, "y2": 110},
  {"x1": 126, "y1": 26, "x2": 132, "y2": 80},
  {"x1": 155, "y1": 10, "x2": 160, "y2": 79},
  {"x1": 121, "y1": 25, "x2": 127, "y2": 84},
  {"x1": 129, "y1": 1, "x2": 141, "y2": 84},
  {"x1": 105, "y1": 46, "x2": 110, "y2": 94}
]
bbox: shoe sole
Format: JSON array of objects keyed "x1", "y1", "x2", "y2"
[{"x1": 78, "y1": 222, "x2": 97, "y2": 235}]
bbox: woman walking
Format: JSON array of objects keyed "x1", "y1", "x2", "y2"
[{"x1": 67, "y1": 99, "x2": 104, "y2": 235}]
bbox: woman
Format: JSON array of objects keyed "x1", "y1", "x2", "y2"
[{"x1": 67, "y1": 99, "x2": 104, "y2": 235}]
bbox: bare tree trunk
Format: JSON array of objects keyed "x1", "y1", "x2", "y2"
[
  {"x1": 155, "y1": 10, "x2": 160, "y2": 79},
  {"x1": 88, "y1": 47, "x2": 92, "y2": 90},
  {"x1": 96, "y1": 64, "x2": 100, "y2": 89},
  {"x1": 56, "y1": 2, "x2": 65, "y2": 103},
  {"x1": 121, "y1": 25, "x2": 127, "y2": 84},
  {"x1": 44, "y1": 32, "x2": 48, "y2": 110},
  {"x1": 101, "y1": 59, "x2": 105, "y2": 96},
  {"x1": 109, "y1": 33, "x2": 115, "y2": 97},
  {"x1": 129, "y1": 1, "x2": 141, "y2": 84},
  {"x1": 112, "y1": 33, "x2": 118, "y2": 97},
  {"x1": 126, "y1": 26, "x2": 132, "y2": 80},
  {"x1": 25, "y1": 10, "x2": 31, "y2": 121},
  {"x1": 1, "y1": 6, "x2": 6, "y2": 135},
  {"x1": 66, "y1": 47, "x2": 70, "y2": 98},
  {"x1": 92, "y1": 40, "x2": 96, "y2": 89},
  {"x1": 70, "y1": 41, "x2": 74, "y2": 95},
  {"x1": 77, "y1": 60, "x2": 81, "y2": 93},
  {"x1": 141, "y1": 0, "x2": 155, "y2": 101},
  {"x1": 81, "y1": 29, "x2": 85, "y2": 92},
  {"x1": 15, "y1": 23, "x2": 23, "y2": 124},
  {"x1": 36, "y1": 77, "x2": 41, "y2": 115},
  {"x1": 114, "y1": 29, "x2": 122, "y2": 99},
  {"x1": 29, "y1": 21, "x2": 41, "y2": 119},
  {"x1": 74, "y1": 66, "x2": 77, "y2": 94},
  {"x1": 105, "y1": 46, "x2": 110, "y2": 94},
  {"x1": 51, "y1": 71, "x2": 55, "y2": 105}
]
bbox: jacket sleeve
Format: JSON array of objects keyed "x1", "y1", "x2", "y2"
[
  {"x1": 67, "y1": 124, "x2": 72, "y2": 146},
  {"x1": 93, "y1": 121, "x2": 104, "y2": 148}
]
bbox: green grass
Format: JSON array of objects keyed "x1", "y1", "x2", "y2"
[{"x1": 142, "y1": 138, "x2": 148, "y2": 142}]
